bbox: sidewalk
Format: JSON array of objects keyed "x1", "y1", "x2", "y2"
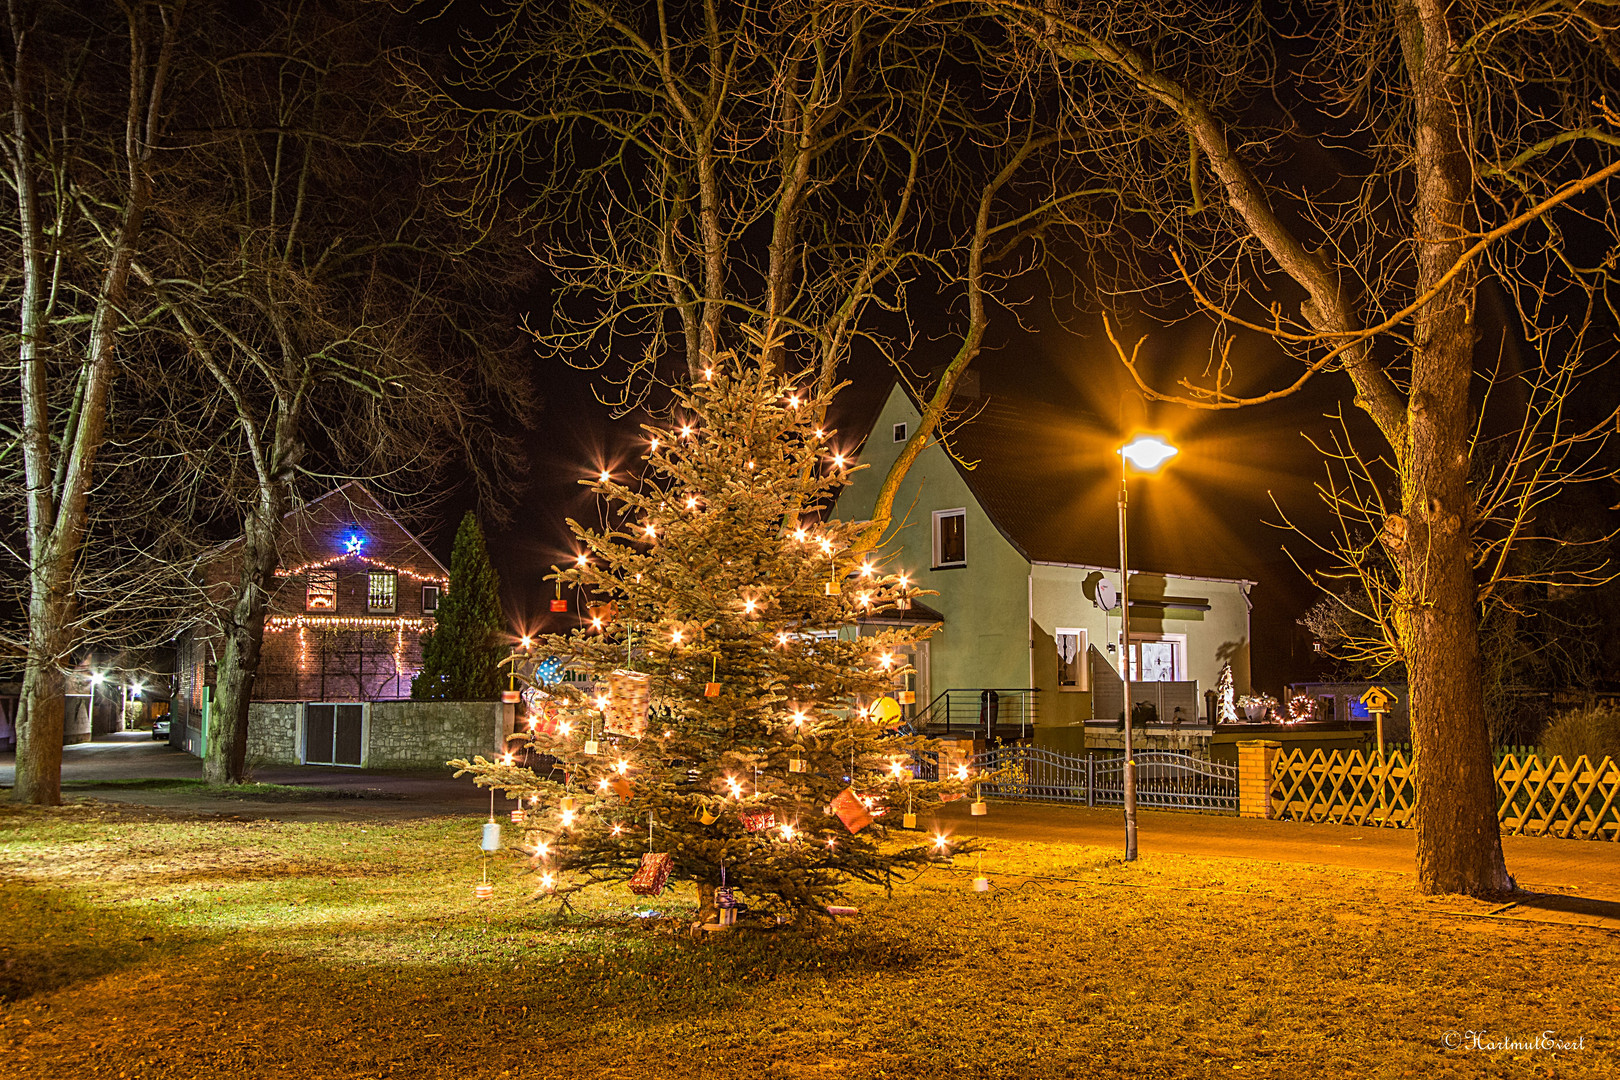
[{"x1": 930, "y1": 797, "x2": 1620, "y2": 898}]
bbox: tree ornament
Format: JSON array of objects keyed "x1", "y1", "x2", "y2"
[
  {"x1": 740, "y1": 809, "x2": 778, "y2": 832},
  {"x1": 606, "y1": 669, "x2": 650, "y2": 736},
  {"x1": 970, "y1": 784, "x2": 987, "y2": 816},
  {"x1": 627, "y1": 852, "x2": 673, "y2": 896},
  {"x1": 481, "y1": 821, "x2": 502, "y2": 851},
  {"x1": 474, "y1": 881, "x2": 494, "y2": 900},
  {"x1": 831, "y1": 787, "x2": 874, "y2": 835},
  {"x1": 788, "y1": 754, "x2": 808, "y2": 773}
]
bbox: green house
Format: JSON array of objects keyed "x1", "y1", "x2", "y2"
[{"x1": 834, "y1": 385, "x2": 1256, "y2": 751}]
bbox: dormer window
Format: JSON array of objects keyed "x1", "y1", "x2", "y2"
[
  {"x1": 306, "y1": 569, "x2": 337, "y2": 611},
  {"x1": 367, "y1": 571, "x2": 397, "y2": 614}
]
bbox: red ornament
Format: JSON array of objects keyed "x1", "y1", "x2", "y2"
[
  {"x1": 627, "y1": 851, "x2": 673, "y2": 896},
  {"x1": 830, "y1": 787, "x2": 874, "y2": 835},
  {"x1": 550, "y1": 599, "x2": 568, "y2": 612},
  {"x1": 740, "y1": 810, "x2": 778, "y2": 833}
]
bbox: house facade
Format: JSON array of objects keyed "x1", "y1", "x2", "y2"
[
  {"x1": 834, "y1": 385, "x2": 1255, "y2": 751},
  {"x1": 174, "y1": 483, "x2": 449, "y2": 763}
]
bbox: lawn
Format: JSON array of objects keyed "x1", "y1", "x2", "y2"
[{"x1": 0, "y1": 801, "x2": 1612, "y2": 1079}]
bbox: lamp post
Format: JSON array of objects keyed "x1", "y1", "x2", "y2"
[
  {"x1": 89, "y1": 670, "x2": 106, "y2": 736},
  {"x1": 1117, "y1": 434, "x2": 1178, "y2": 862}
]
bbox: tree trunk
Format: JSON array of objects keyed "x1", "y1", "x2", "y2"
[
  {"x1": 12, "y1": 592, "x2": 68, "y2": 804},
  {"x1": 204, "y1": 505, "x2": 281, "y2": 786},
  {"x1": 1390, "y1": 0, "x2": 1512, "y2": 897}
]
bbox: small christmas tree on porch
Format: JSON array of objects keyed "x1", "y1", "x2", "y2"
[{"x1": 454, "y1": 349, "x2": 972, "y2": 924}]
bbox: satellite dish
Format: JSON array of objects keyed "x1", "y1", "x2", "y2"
[{"x1": 1094, "y1": 579, "x2": 1118, "y2": 612}]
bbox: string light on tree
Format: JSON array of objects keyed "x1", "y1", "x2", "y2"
[{"x1": 450, "y1": 346, "x2": 976, "y2": 926}]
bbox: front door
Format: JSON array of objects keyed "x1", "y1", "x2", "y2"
[{"x1": 304, "y1": 703, "x2": 364, "y2": 766}]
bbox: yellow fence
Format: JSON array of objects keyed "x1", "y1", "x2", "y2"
[{"x1": 1270, "y1": 748, "x2": 1620, "y2": 841}]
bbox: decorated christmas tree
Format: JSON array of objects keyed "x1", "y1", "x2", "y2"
[{"x1": 454, "y1": 352, "x2": 974, "y2": 925}]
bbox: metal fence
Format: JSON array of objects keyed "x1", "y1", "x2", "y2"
[{"x1": 964, "y1": 745, "x2": 1238, "y2": 813}]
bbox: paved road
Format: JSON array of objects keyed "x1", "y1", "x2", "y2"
[{"x1": 7, "y1": 733, "x2": 1620, "y2": 904}]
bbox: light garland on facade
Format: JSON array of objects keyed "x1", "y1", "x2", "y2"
[
  {"x1": 275, "y1": 551, "x2": 447, "y2": 585},
  {"x1": 267, "y1": 614, "x2": 435, "y2": 632}
]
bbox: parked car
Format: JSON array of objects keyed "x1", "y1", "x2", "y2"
[{"x1": 151, "y1": 718, "x2": 170, "y2": 740}]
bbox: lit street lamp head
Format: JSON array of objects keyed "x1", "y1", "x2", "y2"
[{"x1": 1119, "y1": 434, "x2": 1179, "y2": 473}]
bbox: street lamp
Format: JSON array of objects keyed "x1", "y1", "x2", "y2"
[
  {"x1": 88, "y1": 670, "x2": 106, "y2": 735},
  {"x1": 1117, "y1": 434, "x2": 1178, "y2": 862}
]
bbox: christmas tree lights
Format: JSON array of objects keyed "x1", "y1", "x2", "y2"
[{"x1": 453, "y1": 349, "x2": 972, "y2": 925}]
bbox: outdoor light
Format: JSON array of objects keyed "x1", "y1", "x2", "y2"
[
  {"x1": 520, "y1": 635, "x2": 532, "y2": 649},
  {"x1": 860, "y1": 562, "x2": 873, "y2": 577},
  {"x1": 1119, "y1": 434, "x2": 1179, "y2": 473},
  {"x1": 595, "y1": 695, "x2": 610, "y2": 710},
  {"x1": 671, "y1": 628, "x2": 685, "y2": 644},
  {"x1": 650, "y1": 437, "x2": 660, "y2": 451},
  {"x1": 832, "y1": 453, "x2": 846, "y2": 467},
  {"x1": 793, "y1": 527, "x2": 807, "y2": 542},
  {"x1": 742, "y1": 598, "x2": 757, "y2": 615},
  {"x1": 686, "y1": 496, "x2": 699, "y2": 510},
  {"x1": 89, "y1": 671, "x2": 106, "y2": 685},
  {"x1": 558, "y1": 722, "x2": 572, "y2": 736},
  {"x1": 614, "y1": 759, "x2": 629, "y2": 774},
  {"x1": 576, "y1": 553, "x2": 589, "y2": 567},
  {"x1": 787, "y1": 393, "x2": 800, "y2": 407},
  {"x1": 1115, "y1": 432, "x2": 1179, "y2": 863},
  {"x1": 681, "y1": 425, "x2": 692, "y2": 437},
  {"x1": 598, "y1": 470, "x2": 610, "y2": 482}
]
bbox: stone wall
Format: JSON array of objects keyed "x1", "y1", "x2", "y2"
[
  {"x1": 246, "y1": 703, "x2": 300, "y2": 766},
  {"x1": 245, "y1": 700, "x2": 513, "y2": 771},
  {"x1": 365, "y1": 700, "x2": 512, "y2": 770}
]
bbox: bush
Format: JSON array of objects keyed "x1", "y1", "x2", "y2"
[{"x1": 1539, "y1": 703, "x2": 1620, "y2": 766}]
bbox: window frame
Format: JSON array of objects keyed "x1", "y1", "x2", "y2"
[
  {"x1": 932, "y1": 508, "x2": 967, "y2": 569},
  {"x1": 893, "y1": 421, "x2": 908, "y2": 443},
  {"x1": 1055, "y1": 627, "x2": 1089, "y2": 691},
  {"x1": 305, "y1": 569, "x2": 338, "y2": 612},
  {"x1": 366, "y1": 570, "x2": 398, "y2": 614},
  {"x1": 421, "y1": 583, "x2": 440, "y2": 614},
  {"x1": 1126, "y1": 632, "x2": 1187, "y2": 683}
]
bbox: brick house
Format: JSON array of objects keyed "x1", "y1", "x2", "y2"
[{"x1": 174, "y1": 483, "x2": 449, "y2": 761}]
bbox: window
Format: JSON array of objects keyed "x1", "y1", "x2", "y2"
[
  {"x1": 893, "y1": 422, "x2": 908, "y2": 443},
  {"x1": 1056, "y1": 628, "x2": 1089, "y2": 690},
  {"x1": 932, "y1": 508, "x2": 966, "y2": 568},
  {"x1": 1127, "y1": 634, "x2": 1186, "y2": 682},
  {"x1": 306, "y1": 569, "x2": 337, "y2": 611},
  {"x1": 367, "y1": 571, "x2": 397, "y2": 614},
  {"x1": 422, "y1": 584, "x2": 440, "y2": 613}
]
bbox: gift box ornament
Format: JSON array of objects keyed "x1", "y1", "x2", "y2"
[
  {"x1": 973, "y1": 876, "x2": 991, "y2": 892},
  {"x1": 902, "y1": 812, "x2": 917, "y2": 830},
  {"x1": 550, "y1": 598, "x2": 568, "y2": 612},
  {"x1": 583, "y1": 738, "x2": 600, "y2": 756},
  {"x1": 740, "y1": 810, "x2": 778, "y2": 833},
  {"x1": 704, "y1": 681, "x2": 721, "y2": 697},
  {"x1": 509, "y1": 808, "x2": 527, "y2": 826},
  {"x1": 788, "y1": 755, "x2": 808, "y2": 773},
  {"x1": 627, "y1": 851, "x2": 674, "y2": 897},
  {"x1": 830, "y1": 787, "x2": 874, "y2": 835},
  {"x1": 605, "y1": 669, "x2": 651, "y2": 737},
  {"x1": 823, "y1": 581, "x2": 838, "y2": 596},
  {"x1": 559, "y1": 795, "x2": 576, "y2": 814}
]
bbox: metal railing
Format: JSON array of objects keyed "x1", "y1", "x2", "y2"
[
  {"x1": 910, "y1": 688, "x2": 1038, "y2": 737},
  {"x1": 967, "y1": 745, "x2": 1238, "y2": 813}
]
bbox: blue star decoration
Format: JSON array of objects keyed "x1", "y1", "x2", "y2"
[{"x1": 344, "y1": 533, "x2": 365, "y2": 555}]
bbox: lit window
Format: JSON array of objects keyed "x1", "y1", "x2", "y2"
[
  {"x1": 367, "y1": 571, "x2": 397, "y2": 614},
  {"x1": 422, "y1": 584, "x2": 440, "y2": 614},
  {"x1": 932, "y1": 509, "x2": 966, "y2": 568},
  {"x1": 1056, "y1": 628, "x2": 1088, "y2": 691},
  {"x1": 306, "y1": 570, "x2": 337, "y2": 611}
]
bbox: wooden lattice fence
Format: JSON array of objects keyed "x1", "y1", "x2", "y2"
[{"x1": 1270, "y1": 748, "x2": 1620, "y2": 840}]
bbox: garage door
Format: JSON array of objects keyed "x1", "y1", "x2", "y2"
[{"x1": 304, "y1": 703, "x2": 364, "y2": 766}]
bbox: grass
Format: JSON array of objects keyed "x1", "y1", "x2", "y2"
[
  {"x1": 0, "y1": 801, "x2": 1614, "y2": 1079},
  {"x1": 59, "y1": 777, "x2": 409, "y2": 801}
]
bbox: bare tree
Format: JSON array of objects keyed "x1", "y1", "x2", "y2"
[
  {"x1": 130, "y1": 0, "x2": 532, "y2": 785},
  {"x1": 1, "y1": 0, "x2": 186, "y2": 805},
  {"x1": 401, "y1": 0, "x2": 1088, "y2": 548},
  {"x1": 955, "y1": 0, "x2": 1620, "y2": 895}
]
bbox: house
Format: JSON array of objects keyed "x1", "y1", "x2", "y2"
[
  {"x1": 833, "y1": 384, "x2": 1256, "y2": 753},
  {"x1": 173, "y1": 483, "x2": 455, "y2": 765}
]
